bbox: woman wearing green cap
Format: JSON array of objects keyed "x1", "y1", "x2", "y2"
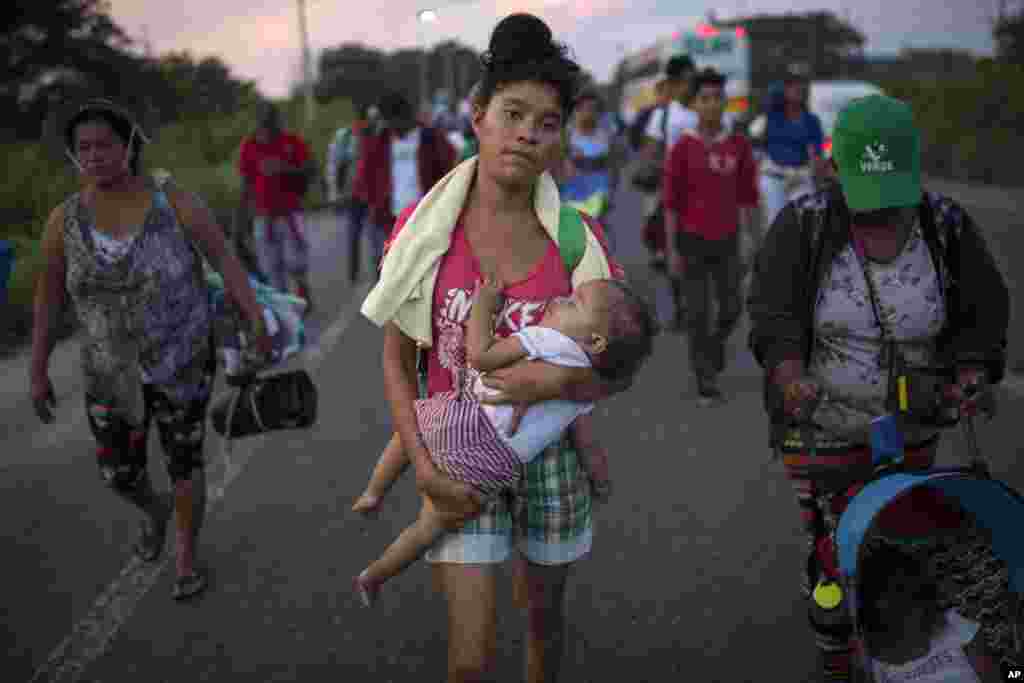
[
  {"x1": 30, "y1": 99, "x2": 272, "y2": 600},
  {"x1": 747, "y1": 94, "x2": 1011, "y2": 680}
]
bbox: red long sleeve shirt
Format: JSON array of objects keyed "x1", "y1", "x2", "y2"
[
  {"x1": 661, "y1": 128, "x2": 759, "y2": 241},
  {"x1": 239, "y1": 132, "x2": 311, "y2": 216}
]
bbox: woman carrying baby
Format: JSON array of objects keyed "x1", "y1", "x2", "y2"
[
  {"x1": 355, "y1": 275, "x2": 655, "y2": 604},
  {"x1": 357, "y1": 13, "x2": 632, "y2": 682}
]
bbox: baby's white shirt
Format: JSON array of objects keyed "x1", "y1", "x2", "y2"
[
  {"x1": 474, "y1": 326, "x2": 594, "y2": 463},
  {"x1": 868, "y1": 610, "x2": 981, "y2": 683}
]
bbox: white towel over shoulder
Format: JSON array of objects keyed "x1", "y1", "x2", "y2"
[{"x1": 360, "y1": 157, "x2": 614, "y2": 346}]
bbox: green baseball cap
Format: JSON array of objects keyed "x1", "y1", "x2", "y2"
[{"x1": 832, "y1": 95, "x2": 921, "y2": 212}]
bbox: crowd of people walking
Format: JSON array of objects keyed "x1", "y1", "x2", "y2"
[{"x1": 24, "y1": 10, "x2": 1019, "y2": 683}]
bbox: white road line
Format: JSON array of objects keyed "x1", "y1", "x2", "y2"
[{"x1": 28, "y1": 281, "x2": 372, "y2": 683}]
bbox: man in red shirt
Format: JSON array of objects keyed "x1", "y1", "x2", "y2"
[
  {"x1": 662, "y1": 69, "x2": 759, "y2": 405},
  {"x1": 239, "y1": 104, "x2": 318, "y2": 309},
  {"x1": 353, "y1": 92, "x2": 456, "y2": 244}
]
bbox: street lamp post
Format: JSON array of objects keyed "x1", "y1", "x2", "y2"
[
  {"x1": 417, "y1": 9, "x2": 439, "y2": 121},
  {"x1": 297, "y1": 0, "x2": 315, "y2": 126}
]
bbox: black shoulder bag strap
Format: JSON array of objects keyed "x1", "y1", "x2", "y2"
[{"x1": 850, "y1": 220, "x2": 905, "y2": 434}]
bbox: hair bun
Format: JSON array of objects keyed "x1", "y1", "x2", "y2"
[{"x1": 487, "y1": 13, "x2": 559, "y2": 63}]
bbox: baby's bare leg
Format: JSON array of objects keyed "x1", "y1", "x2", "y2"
[
  {"x1": 360, "y1": 495, "x2": 454, "y2": 591},
  {"x1": 353, "y1": 433, "x2": 411, "y2": 515}
]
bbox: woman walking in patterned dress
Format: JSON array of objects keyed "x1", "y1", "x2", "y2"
[
  {"x1": 29, "y1": 100, "x2": 272, "y2": 600},
  {"x1": 748, "y1": 95, "x2": 1010, "y2": 680}
]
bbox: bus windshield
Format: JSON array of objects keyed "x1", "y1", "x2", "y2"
[{"x1": 616, "y1": 25, "x2": 752, "y2": 123}]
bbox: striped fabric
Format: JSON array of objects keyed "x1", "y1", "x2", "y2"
[{"x1": 415, "y1": 390, "x2": 522, "y2": 498}]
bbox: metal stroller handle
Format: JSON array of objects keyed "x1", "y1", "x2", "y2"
[{"x1": 960, "y1": 382, "x2": 993, "y2": 479}]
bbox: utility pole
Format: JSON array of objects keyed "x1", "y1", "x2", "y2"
[
  {"x1": 141, "y1": 25, "x2": 153, "y2": 59},
  {"x1": 297, "y1": 0, "x2": 315, "y2": 126}
]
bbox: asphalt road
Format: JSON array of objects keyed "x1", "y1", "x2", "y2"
[{"x1": 2, "y1": 172, "x2": 1022, "y2": 682}]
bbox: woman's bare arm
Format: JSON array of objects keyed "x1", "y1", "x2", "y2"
[
  {"x1": 30, "y1": 206, "x2": 68, "y2": 382},
  {"x1": 169, "y1": 189, "x2": 263, "y2": 327},
  {"x1": 382, "y1": 324, "x2": 434, "y2": 483},
  {"x1": 382, "y1": 324, "x2": 484, "y2": 519},
  {"x1": 480, "y1": 361, "x2": 630, "y2": 404}
]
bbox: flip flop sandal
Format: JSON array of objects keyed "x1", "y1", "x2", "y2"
[
  {"x1": 172, "y1": 570, "x2": 208, "y2": 601},
  {"x1": 134, "y1": 496, "x2": 172, "y2": 562}
]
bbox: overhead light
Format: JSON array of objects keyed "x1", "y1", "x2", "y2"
[{"x1": 417, "y1": 9, "x2": 438, "y2": 22}]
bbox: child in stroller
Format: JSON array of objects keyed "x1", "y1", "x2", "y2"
[
  {"x1": 827, "y1": 408, "x2": 1024, "y2": 682},
  {"x1": 856, "y1": 542, "x2": 1003, "y2": 682}
]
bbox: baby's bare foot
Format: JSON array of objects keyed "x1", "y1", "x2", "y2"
[{"x1": 352, "y1": 492, "x2": 382, "y2": 517}]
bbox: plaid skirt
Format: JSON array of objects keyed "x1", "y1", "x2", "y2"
[{"x1": 414, "y1": 390, "x2": 523, "y2": 498}]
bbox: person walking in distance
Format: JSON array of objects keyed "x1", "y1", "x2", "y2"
[
  {"x1": 352, "y1": 91, "x2": 457, "y2": 267},
  {"x1": 326, "y1": 104, "x2": 381, "y2": 283},
  {"x1": 238, "y1": 103, "x2": 318, "y2": 309},
  {"x1": 756, "y1": 66, "x2": 831, "y2": 230},
  {"x1": 662, "y1": 69, "x2": 759, "y2": 405},
  {"x1": 640, "y1": 55, "x2": 715, "y2": 330}
]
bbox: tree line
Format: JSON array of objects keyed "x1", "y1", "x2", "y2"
[
  {"x1": 314, "y1": 40, "x2": 484, "y2": 113},
  {"x1": 2, "y1": 0, "x2": 262, "y2": 144}
]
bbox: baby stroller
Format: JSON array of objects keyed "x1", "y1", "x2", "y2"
[{"x1": 824, "y1": 408, "x2": 1024, "y2": 677}]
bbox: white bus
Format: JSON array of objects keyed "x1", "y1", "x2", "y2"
[{"x1": 617, "y1": 23, "x2": 753, "y2": 124}]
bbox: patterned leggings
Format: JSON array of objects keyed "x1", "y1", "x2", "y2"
[
  {"x1": 87, "y1": 347, "x2": 216, "y2": 490},
  {"x1": 784, "y1": 444, "x2": 1016, "y2": 679}
]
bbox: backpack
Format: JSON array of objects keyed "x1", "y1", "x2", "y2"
[{"x1": 414, "y1": 204, "x2": 588, "y2": 397}]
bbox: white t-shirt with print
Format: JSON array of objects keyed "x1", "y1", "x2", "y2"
[
  {"x1": 645, "y1": 101, "x2": 738, "y2": 149},
  {"x1": 473, "y1": 326, "x2": 594, "y2": 463},
  {"x1": 391, "y1": 127, "x2": 422, "y2": 218},
  {"x1": 868, "y1": 610, "x2": 982, "y2": 682}
]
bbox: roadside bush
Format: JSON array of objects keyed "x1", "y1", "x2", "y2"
[{"x1": 882, "y1": 59, "x2": 1024, "y2": 187}]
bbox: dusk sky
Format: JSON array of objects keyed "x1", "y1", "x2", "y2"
[{"x1": 110, "y1": 0, "x2": 1001, "y2": 98}]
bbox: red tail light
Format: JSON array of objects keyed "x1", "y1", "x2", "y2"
[{"x1": 823, "y1": 137, "x2": 833, "y2": 155}]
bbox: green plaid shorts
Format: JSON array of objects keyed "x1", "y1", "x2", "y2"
[{"x1": 424, "y1": 435, "x2": 593, "y2": 566}]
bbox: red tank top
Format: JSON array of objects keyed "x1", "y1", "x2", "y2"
[
  {"x1": 428, "y1": 222, "x2": 571, "y2": 395},
  {"x1": 383, "y1": 202, "x2": 620, "y2": 397}
]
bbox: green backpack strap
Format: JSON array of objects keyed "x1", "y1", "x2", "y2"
[{"x1": 558, "y1": 203, "x2": 587, "y2": 274}]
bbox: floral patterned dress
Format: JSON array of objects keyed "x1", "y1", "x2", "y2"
[
  {"x1": 62, "y1": 185, "x2": 212, "y2": 425},
  {"x1": 808, "y1": 219, "x2": 946, "y2": 448}
]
